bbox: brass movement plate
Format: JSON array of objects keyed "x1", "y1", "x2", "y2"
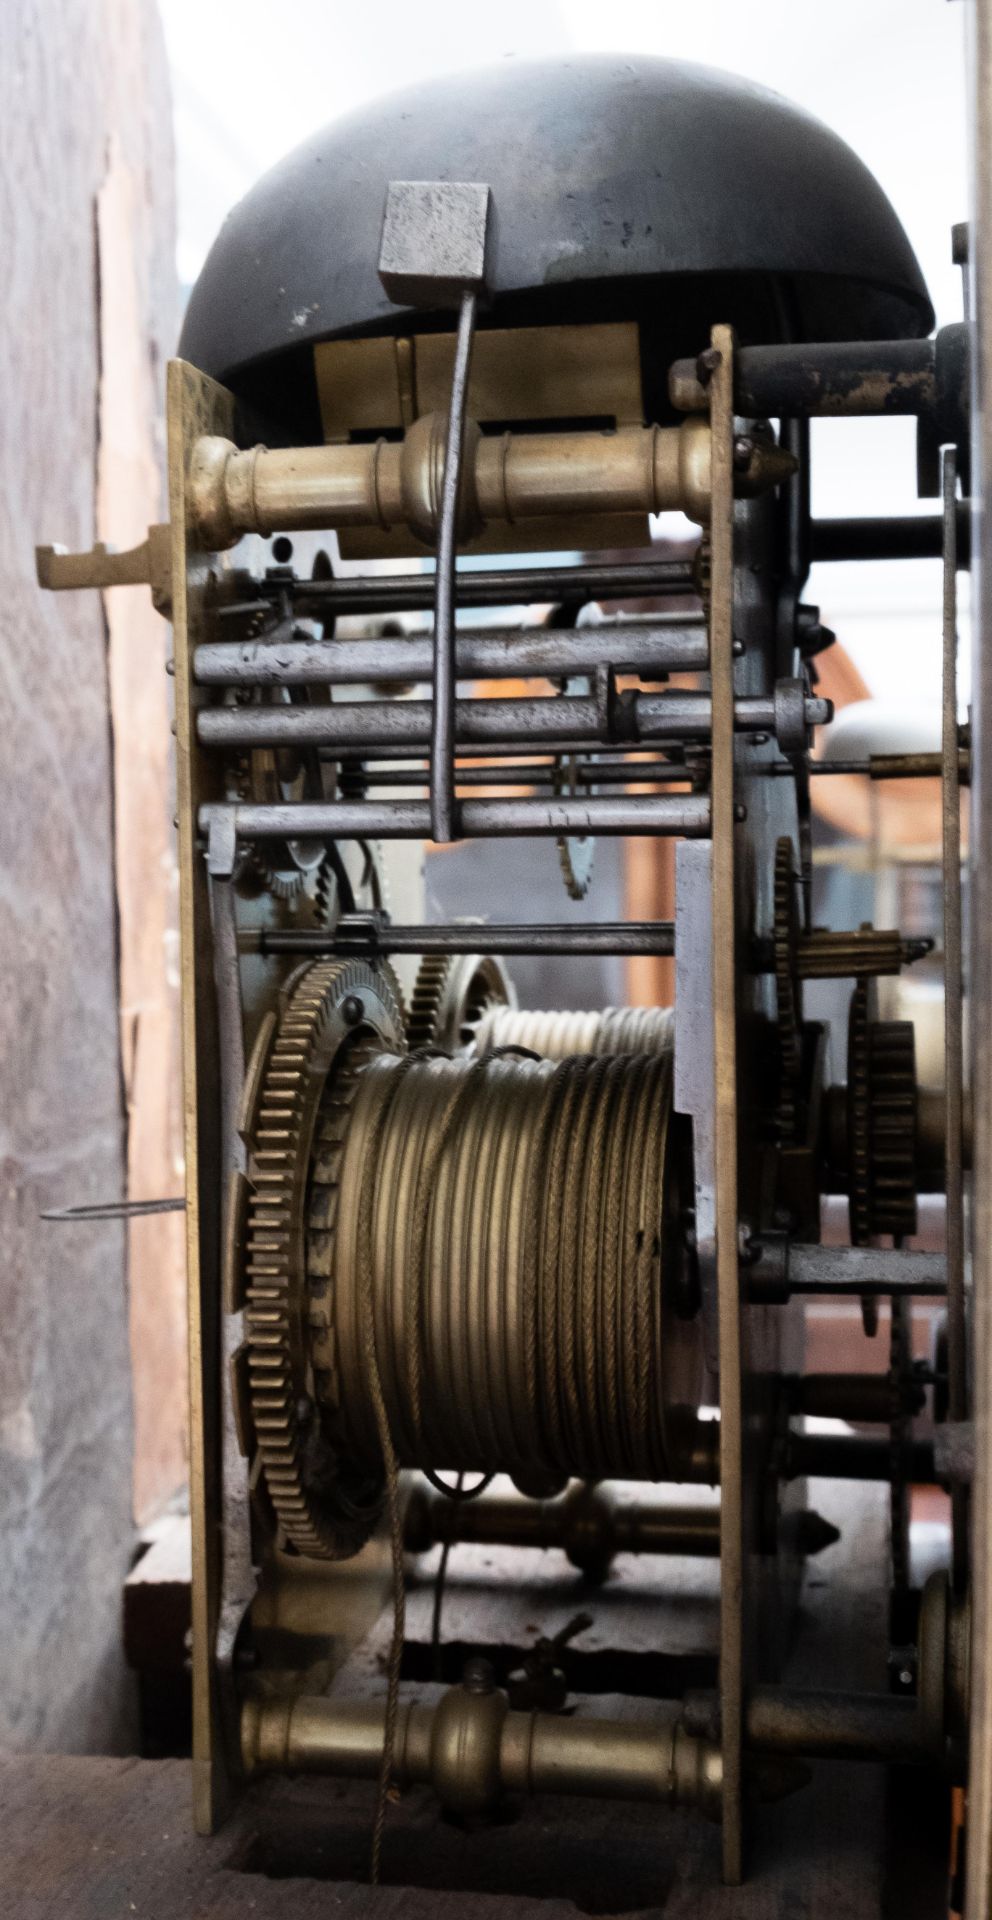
[
  {"x1": 167, "y1": 360, "x2": 392, "y2": 1835},
  {"x1": 315, "y1": 320, "x2": 644, "y2": 441},
  {"x1": 315, "y1": 321, "x2": 649, "y2": 559}
]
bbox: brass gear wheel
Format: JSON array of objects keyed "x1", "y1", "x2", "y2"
[
  {"x1": 240, "y1": 835, "x2": 337, "y2": 917},
  {"x1": 773, "y1": 837, "x2": 803, "y2": 1140},
  {"x1": 231, "y1": 679, "x2": 333, "y2": 904},
  {"x1": 406, "y1": 950, "x2": 516, "y2": 1052},
  {"x1": 242, "y1": 957, "x2": 406, "y2": 1559}
]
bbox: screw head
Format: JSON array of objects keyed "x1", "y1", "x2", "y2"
[
  {"x1": 341, "y1": 995, "x2": 363, "y2": 1028},
  {"x1": 696, "y1": 346, "x2": 722, "y2": 384},
  {"x1": 462, "y1": 1656, "x2": 496, "y2": 1696},
  {"x1": 733, "y1": 435, "x2": 756, "y2": 474}
]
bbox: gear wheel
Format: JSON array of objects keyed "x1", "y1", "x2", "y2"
[
  {"x1": 772, "y1": 837, "x2": 803, "y2": 1140},
  {"x1": 847, "y1": 978, "x2": 873, "y2": 1247},
  {"x1": 242, "y1": 958, "x2": 406, "y2": 1559},
  {"x1": 867, "y1": 1019, "x2": 918, "y2": 1238},
  {"x1": 407, "y1": 950, "x2": 516, "y2": 1052},
  {"x1": 847, "y1": 982, "x2": 918, "y2": 1244},
  {"x1": 846, "y1": 980, "x2": 917, "y2": 1338},
  {"x1": 240, "y1": 835, "x2": 338, "y2": 917},
  {"x1": 312, "y1": 852, "x2": 338, "y2": 927},
  {"x1": 231, "y1": 674, "x2": 333, "y2": 905}
]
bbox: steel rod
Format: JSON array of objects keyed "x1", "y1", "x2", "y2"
[
  {"x1": 766, "y1": 752, "x2": 969, "y2": 780},
  {"x1": 665, "y1": 1414, "x2": 939, "y2": 1490},
  {"x1": 786, "y1": 1432, "x2": 937, "y2": 1485},
  {"x1": 257, "y1": 920, "x2": 676, "y2": 958},
  {"x1": 810, "y1": 511, "x2": 970, "y2": 566},
  {"x1": 265, "y1": 557, "x2": 698, "y2": 616},
  {"x1": 358, "y1": 760, "x2": 692, "y2": 790},
  {"x1": 671, "y1": 337, "x2": 937, "y2": 419},
  {"x1": 200, "y1": 794, "x2": 712, "y2": 842},
  {"x1": 744, "y1": 1687, "x2": 933, "y2": 1766},
  {"x1": 793, "y1": 1372, "x2": 923, "y2": 1423},
  {"x1": 432, "y1": 288, "x2": 477, "y2": 842},
  {"x1": 749, "y1": 1242, "x2": 947, "y2": 1300},
  {"x1": 315, "y1": 738, "x2": 696, "y2": 763},
  {"x1": 193, "y1": 622, "x2": 711, "y2": 687},
  {"x1": 318, "y1": 738, "x2": 698, "y2": 763},
  {"x1": 197, "y1": 690, "x2": 826, "y2": 752},
  {"x1": 403, "y1": 1483, "x2": 720, "y2": 1567}
]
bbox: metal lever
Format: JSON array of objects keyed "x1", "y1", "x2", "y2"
[
  {"x1": 507, "y1": 1610, "x2": 594, "y2": 1713},
  {"x1": 35, "y1": 523, "x2": 172, "y2": 614},
  {"x1": 432, "y1": 288, "x2": 478, "y2": 842},
  {"x1": 377, "y1": 179, "x2": 493, "y2": 843}
]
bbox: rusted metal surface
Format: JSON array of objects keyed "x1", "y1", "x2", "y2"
[
  {"x1": 272, "y1": 555, "x2": 698, "y2": 614},
  {"x1": 195, "y1": 688, "x2": 826, "y2": 753},
  {"x1": 671, "y1": 331, "x2": 967, "y2": 427},
  {"x1": 259, "y1": 920, "x2": 676, "y2": 959},
  {"x1": 672, "y1": 329, "x2": 970, "y2": 499},
  {"x1": 198, "y1": 795, "x2": 713, "y2": 842},
  {"x1": 670, "y1": 336, "x2": 939, "y2": 417},
  {"x1": 191, "y1": 621, "x2": 710, "y2": 687}
]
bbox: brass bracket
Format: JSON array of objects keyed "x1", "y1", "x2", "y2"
[{"x1": 35, "y1": 522, "x2": 172, "y2": 616}]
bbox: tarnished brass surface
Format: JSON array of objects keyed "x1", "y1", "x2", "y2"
[
  {"x1": 315, "y1": 320, "x2": 645, "y2": 442},
  {"x1": 167, "y1": 364, "x2": 403, "y2": 1830},
  {"x1": 313, "y1": 311, "x2": 652, "y2": 558},
  {"x1": 187, "y1": 417, "x2": 710, "y2": 549},
  {"x1": 403, "y1": 1480, "x2": 722, "y2": 1574},
  {"x1": 241, "y1": 1684, "x2": 724, "y2": 1820},
  {"x1": 330, "y1": 1044, "x2": 702, "y2": 1483},
  {"x1": 239, "y1": 957, "x2": 406, "y2": 1560},
  {"x1": 187, "y1": 415, "x2": 794, "y2": 554},
  {"x1": 406, "y1": 950, "x2": 516, "y2": 1052},
  {"x1": 248, "y1": 1538, "x2": 408, "y2": 1697},
  {"x1": 32, "y1": 26, "x2": 982, "y2": 1894},
  {"x1": 35, "y1": 522, "x2": 172, "y2": 613}
]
